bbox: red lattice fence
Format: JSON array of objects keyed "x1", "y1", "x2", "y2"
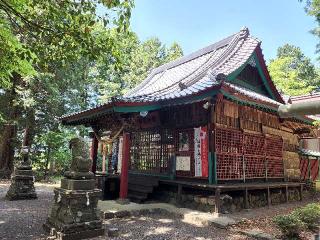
[{"x1": 215, "y1": 127, "x2": 284, "y2": 181}]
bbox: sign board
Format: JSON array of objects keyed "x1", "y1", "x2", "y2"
[{"x1": 176, "y1": 156, "x2": 191, "y2": 171}]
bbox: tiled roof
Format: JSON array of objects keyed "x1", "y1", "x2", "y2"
[
  {"x1": 61, "y1": 27, "x2": 286, "y2": 123},
  {"x1": 224, "y1": 82, "x2": 280, "y2": 106},
  {"x1": 123, "y1": 27, "x2": 260, "y2": 102}
]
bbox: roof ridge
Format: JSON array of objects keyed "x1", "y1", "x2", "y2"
[{"x1": 125, "y1": 28, "x2": 249, "y2": 98}]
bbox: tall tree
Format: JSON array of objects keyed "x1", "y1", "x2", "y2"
[
  {"x1": 268, "y1": 44, "x2": 319, "y2": 96},
  {"x1": 304, "y1": 0, "x2": 320, "y2": 56},
  {"x1": 96, "y1": 31, "x2": 183, "y2": 102},
  {"x1": 0, "y1": 0, "x2": 134, "y2": 177}
]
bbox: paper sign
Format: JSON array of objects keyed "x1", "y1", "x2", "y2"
[{"x1": 176, "y1": 156, "x2": 191, "y2": 171}]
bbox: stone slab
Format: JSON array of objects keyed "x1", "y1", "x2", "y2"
[
  {"x1": 12, "y1": 175, "x2": 34, "y2": 180},
  {"x1": 239, "y1": 229, "x2": 275, "y2": 240},
  {"x1": 98, "y1": 200, "x2": 241, "y2": 227},
  {"x1": 14, "y1": 169, "x2": 34, "y2": 176},
  {"x1": 60, "y1": 179, "x2": 95, "y2": 190},
  {"x1": 207, "y1": 216, "x2": 236, "y2": 229}
]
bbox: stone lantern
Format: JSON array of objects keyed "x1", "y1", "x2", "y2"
[
  {"x1": 6, "y1": 145, "x2": 37, "y2": 200},
  {"x1": 43, "y1": 137, "x2": 105, "y2": 239}
]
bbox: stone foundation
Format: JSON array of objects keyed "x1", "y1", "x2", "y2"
[
  {"x1": 153, "y1": 186, "x2": 306, "y2": 213},
  {"x1": 6, "y1": 163, "x2": 37, "y2": 200}
]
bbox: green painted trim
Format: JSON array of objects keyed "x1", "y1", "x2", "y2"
[
  {"x1": 234, "y1": 78, "x2": 266, "y2": 95},
  {"x1": 114, "y1": 89, "x2": 219, "y2": 113},
  {"x1": 253, "y1": 53, "x2": 277, "y2": 100},
  {"x1": 227, "y1": 52, "x2": 277, "y2": 101},
  {"x1": 114, "y1": 105, "x2": 162, "y2": 113},
  {"x1": 128, "y1": 171, "x2": 172, "y2": 179},
  {"x1": 227, "y1": 56, "x2": 252, "y2": 81},
  {"x1": 213, "y1": 152, "x2": 217, "y2": 184},
  {"x1": 220, "y1": 90, "x2": 278, "y2": 112}
]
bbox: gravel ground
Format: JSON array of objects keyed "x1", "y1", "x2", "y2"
[
  {"x1": 0, "y1": 181, "x2": 253, "y2": 240},
  {"x1": 1, "y1": 180, "x2": 319, "y2": 240},
  {"x1": 0, "y1": 181, "x2": 54, "y2": 240},
  {"x1": 2, "y1": 180, "x2": 319, "y2": 240}
]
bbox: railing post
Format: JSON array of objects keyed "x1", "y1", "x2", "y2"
[{"x1": 119, "y1": 132, "x2": 130, "y2": 200}]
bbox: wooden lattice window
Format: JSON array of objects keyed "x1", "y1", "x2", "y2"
[{"x1": 130, "y1": 129, "x2": 175, "y2": 174}]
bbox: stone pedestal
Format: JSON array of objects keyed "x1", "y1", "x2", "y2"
[
  {"x1": 44, "y1": 185, "x2": 104, "y2": 240},
  {"x1": 6, "y1": 162, "x2": 37, "y2": 200}
]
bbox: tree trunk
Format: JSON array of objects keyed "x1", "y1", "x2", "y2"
[
  {"x1": 22, "y1": 108, "x2": 36, "y2": 162},
  {"x1": 0, "y1": 74, "x2": 20, "y2": 178}
]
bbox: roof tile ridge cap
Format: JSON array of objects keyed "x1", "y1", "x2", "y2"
[
  {"x1": 181, "y1": 29, "x2": 246, "y2": 88},
  {"x1": 127, "y1": 48, "x2": 220, "y2": 98},
  {"x1": 211, "y1": 28, "x2": 250, "y2": 68},
  {"x1": 152, "y1": 33, "x2": 236, "y2": 75}
]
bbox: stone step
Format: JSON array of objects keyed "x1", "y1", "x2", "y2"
[
  {"x1": 128, "y1": 184, "x2": 154, "y2": 193},
  {"x1": 128, "y1": 174, "x2": 159, "y2": 187},
  {"x1": 128, "y1": 191, "x2": 148, "y2": 203}
]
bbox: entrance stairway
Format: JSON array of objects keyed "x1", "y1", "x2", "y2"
[{"x1": 128, "y1": 174, "x2": 159, "y2": 203}]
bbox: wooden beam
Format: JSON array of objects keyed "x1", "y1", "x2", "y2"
[
  {"x1": 285, "y1": 185, "x2": 289, "y2": 203},
  {"x1": 299, "y1": 184, "x2": 303, "y2": 201},
  {"x1": 91, "y1": 135, "x2": 98, "y2": 174},
  {"x1": 267, "y1": 187, "x2": 271, "y2": 207},
  {"x1": 244, "y1": 188, "x2": 249, "y2": 209},
  {"x1": 119, "y1": 132, "x2": 130, "y2": 200}
]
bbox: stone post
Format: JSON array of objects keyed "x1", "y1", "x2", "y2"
[
  {"x1": 6, "y1": 146, "x2": 37, "y2": 200},
  {"x1": 44, "y1": 137, "x2": 105, "y2": 240}
]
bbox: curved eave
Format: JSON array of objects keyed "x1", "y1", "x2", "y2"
[{"x1": 60, "y1": 84, "x2": 223, "y2": 126}]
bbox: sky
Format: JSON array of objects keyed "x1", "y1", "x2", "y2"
[{"x1": 125, "y1": 0, "x2": 318, "y2": 64}]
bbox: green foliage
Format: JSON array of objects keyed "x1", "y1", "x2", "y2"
[
  {"x1": 31, "y1": 127, "x2": 77, "y2": 176},
  {"x1": 269, "y1": 44, "x2": 319, "y2": 96},
  {"x1": 294, "y1": 203, "x2": 320, "y2": 229},
  {"x1": 273, "y1": 213, "x2": 306, "y2": 239},
  {"x1": 0, "y1": 0, "x2": 134, "y2": 177},
  {"x1": 313, "y1": 120, "x2": 320, "y2": 127},
  {"x1": 96, "y1": 31, "x2": 183, "y2": 102},
  {"x1": 273, "y1": 203, "x2": 320, "y2": 238},
  {"x1": 304, "y1": 0, "x2": 320, "y2": 57}
]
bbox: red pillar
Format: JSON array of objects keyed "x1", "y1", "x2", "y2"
[
  {"x1": 119, "y1": 132, "x2": 130, "y2": 199},
  {"x1": 91, "y1": 135, "x2": 98, "y2": 174}
]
